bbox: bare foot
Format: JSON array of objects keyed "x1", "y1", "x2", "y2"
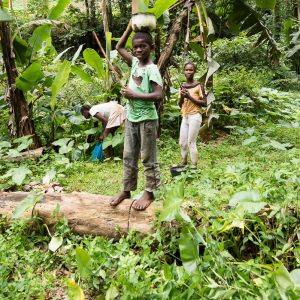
[
  {"x1": 132, "y1": 191, "x2": 154, "y2": 211},
  {"x1": 110, "y1": 191, "x2": 131, "y2": 206}
]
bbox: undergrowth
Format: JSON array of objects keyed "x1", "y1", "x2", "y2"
[{"x1": 0, "y1": 117, "x2": 299, "y2": 299}]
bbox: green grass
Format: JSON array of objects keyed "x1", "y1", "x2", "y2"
[
  {"x1": 60, "y1": 123, "x2": 300, "y2": 209},
  {"x1": 0, "y1": 121, "x2": 299, "y2": 299}
]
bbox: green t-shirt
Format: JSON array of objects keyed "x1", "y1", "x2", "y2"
[{"x1": 126, "y1": 57, "x2": 163, "y2": 122}]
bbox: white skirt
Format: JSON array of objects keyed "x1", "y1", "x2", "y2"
[{"x1": 106, "y1": 104, "x2": 126, "y2": 128}]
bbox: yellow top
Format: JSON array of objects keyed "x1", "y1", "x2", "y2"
[{"x1": 181, "y1": 83, "x2": 204, "y2": 117}]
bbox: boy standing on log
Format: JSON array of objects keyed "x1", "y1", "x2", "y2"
[{"x1": 110, "y1": 21, "x2": 163, "y2": 210}]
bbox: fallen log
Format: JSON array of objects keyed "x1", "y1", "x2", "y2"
[{"x1": 0, "y1": 192, "x2": 162, "y2": 238}]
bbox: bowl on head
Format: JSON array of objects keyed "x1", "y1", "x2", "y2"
[{"x1": 132, "y1": 13, "x2": 156, "y2": 32}]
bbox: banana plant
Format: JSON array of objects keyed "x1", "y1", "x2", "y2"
[{"x1": 0, "y1": 0, "x2": 75, "y2": 146}]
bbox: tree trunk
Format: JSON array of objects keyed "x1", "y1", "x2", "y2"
[
  {"x1": 107, "y1": 0, "x2": 113, "y2": 32},
  {"x1": 157, "y1": 6, "x2": 191, "y2": 77},
  {"x1": 298, "y1": 0, "x2": 300, "y2": 31},
  {"x1": 90, "y1": 0, "x2": 96, "y2": 28},
  {"x1": 0, "y1": 16, "x2": 41, "y2": 148},
  {"x1": 0, "y1": 192, "x2": 161, "y2": 238},
  {"x1": 102, "y1": 0, "x2": 109, "y2": 34}
]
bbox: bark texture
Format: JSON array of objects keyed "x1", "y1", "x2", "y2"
[
  {"x1": 157, "y1": 5, "x2": 191, "y2": 77},
  {"x1": 0, "y1": 18, "x2": 41, "y2": 148},
  {"x1": 0, "y1": 192, "x2": 162, "y2": 237}
]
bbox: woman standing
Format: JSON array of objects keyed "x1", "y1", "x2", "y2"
[{"x1": 178, "y1": 63, "x2": 207, "y2": 167}]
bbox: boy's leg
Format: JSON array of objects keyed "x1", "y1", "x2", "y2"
[
  {"x1": 132, "y1": 120, "x2": 159, "y2": 210},
  {"x1": 187, "y1": 114, "x2": 202, "y2": 166},
  {"x1": 110, "y1": 120, "x2": 140, "y2": 206},
  {"x1": 179, "y1": 117, "x2": 189, "y2": 165}
]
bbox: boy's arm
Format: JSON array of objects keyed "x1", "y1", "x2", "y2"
[
  {"x1": 121, "y1": 82, "x2": 163, "y2": 102},
  {"x1": 116, "y1": 21, "x2": 133, "y2": 66}
]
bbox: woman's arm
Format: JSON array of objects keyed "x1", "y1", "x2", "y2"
[
  {"x1": 121, "y1": 82, "x2": 163, "y2": 102},
  {"x1": 181, "y1": 88, "x2": 207, "y2": 107},
  {"x1": 116, "y1": 21, "x2": 133, "y2": 66},
  {"x1": 178, "y1": 90, "x2": 184, "y2": 108}
]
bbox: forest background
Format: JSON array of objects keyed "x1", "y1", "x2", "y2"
[{"x1": 0, "y1": 0, "x2": 300, "y2": 299}]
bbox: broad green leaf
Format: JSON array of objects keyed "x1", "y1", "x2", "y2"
[
  {"x1": 246, "y1": 127, "x2": 255, "y2": 135},
  {"x1": 137, "y1": 0, "x2": 148, "y2": 13},
  {"x1": 53, "y1": 46, "x2": 73, "y2": 63},
  {"x1": 106, "y1": 32, "x2": 112, "y2": 77},
  {"x1": 78, "y1": 143, "x2": 89, "y2": 151},
  {"x1": 0, "y1": 8, "x2": 12, "y2": 21},
  {"x1": 229, "y1": 191, "x2": 260, "y2": 206},
  {"x1": 72, "y1": 44, "x2": 84, "y2": 64},
  {"x1": 105, "y1": 285, "x2": 119, "y2": 300},
  {"x1": 52, "y1": 138, "x2": 72, "y2": 147},
  {"x1": 51, "y1": 60, "x2": 71, "y2": 110},
  {"x1": 69, "y1": 114, "x2": 84, "y2": 124},
  {"x1": 83, "y1": 48, "x2": 105, "y2": 79},
  {"x1": 159, "y1": 182, "x2": 184, "y2": 221},
  {"x1": 66, "y1": 279, "x2": 85, "y2": 300},
  {"x1": 287, "y1": 44, "x2": 300, "y2": 58},
  {"x1": 148, "y1": 0, "x2": 179, "y2": 19},
  {"x1": 12, "y1": 192, "x2": 43, "y2": 218},
  {"x1": 83, "y1": 128, "x2": 99, "y2": 135},
  {"x1": 269, "y1": 140, "x2": 292, "y2": 150},
  {"x1": 255, "y1": 0, "x2": 276, "y2": 9},
  {"x1": 43, "y1": 170, "x2": 56, "y2": 185},
  {"x1": 49, "y1": 0, "x2": 72, "y2": 20},
  {"x1": 102, "y1": 134, "x2": 113, "y2": 150},
  {"x1": 178, "y1": 227, "x2": 199, "y2": 273},
  {"x1": 241, "y1": 202, "x2": 267, "y2": 214},
  {"x1": 16, "y1": 137, "x2": 33, "y2": 152},
  {"x1": 16, "y1": 63, "x2": 44, "y2": 92},
  {"x1": 13, "y1": 35, "x2": 29, "y2": 65},
  {"x1": 48, "y1": 235, "x2": 63, "y2": 252},
  {"x1": 12, "y1": 166, "x2": 31, "y2": 185},
  {"x1": 205, "y1": 59, "x2": 220, "y2": 86},
  {"x1": 2, "y1": 165, "x2": 32, "y2": 186},
  {"x1": 112, "y1": 133, "x2": 124, "y2": 148},
  {"x1": 207, "y1": 17, "x2": 215, "y2": 38},
  {"x1": 75, "y1": 247, "x2": 91, "y2": 278},
  {"x1": 227, "y1": 0, "x2": 280, "y2": 61},
  {"x1": 0, "y1": 141, "x2": 11, "y2": 149},
  {"x1": 229, "y1": 191, "x2": 267, "y2": 213},
  {"x1": 7, "y1": 149, "x2": 22, "y2": 158},
  {"x1": 274, "y1": 264, "x2": 294, "y2": 297},
  {"x1": 59, "y1": 141, "x2": 74, "y2": 154},
  {"x1": 71, "y1": 65, "x2": 92, "y2": 82},
  {"x1": 290, "y1": 269, "x2": 300, "y2": 287},
  {"x1": 28, "y1": 25, "x2": 52, "y2": 54},
  {"x1": 163, "y1": 262, "x2": 172, "y2": 281},
  {"x1": 13, "y1": 135, "x2": 33, "y2": 144},
  {"x1": 189, "y1": 42, "x2": 205, "y2": 60},
  {"x1": 242, "y1": 136, "x2": 257, "y2": 146}
]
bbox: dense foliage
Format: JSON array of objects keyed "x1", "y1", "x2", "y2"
[{"x1": 0, "y1": 0, "x2": 300, "y2": 299}]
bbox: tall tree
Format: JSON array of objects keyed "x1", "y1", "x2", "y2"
[{"x1": 0, "y1": 0, "x2": 41, "y2": 148}]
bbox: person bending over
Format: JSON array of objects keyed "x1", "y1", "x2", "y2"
[{"x1": 81, "y1": 101, "x2": 125, "y2": 141}]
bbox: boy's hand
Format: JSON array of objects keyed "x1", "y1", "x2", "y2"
[{"x1": 121, "y1": 86, "x2": 137, "y2": 99}]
